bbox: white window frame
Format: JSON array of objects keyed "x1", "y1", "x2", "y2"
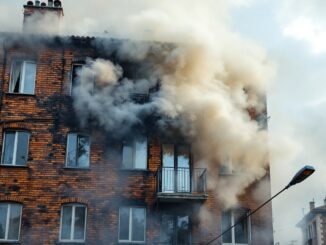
[
  {"x1": 1, "y1": 131, "x2": 30, "y2": 166},
  {"x1": 59, "y1": 203, "x2": 87, "y2": 243},
  {"x1": 0, "y1": 203, "x2": 23, "y2": 242},
  {"x1": 65, "y1": 133, "x2": 90, "y2": 168},
  {"x1": 118, "y1": 207, "x2": 146, "y2": 243},
  {"x1": 9, "y1": 60, "x2": 36, "y2": 94},
  {"x1": 122, "y1": 137, "x2": 148, "y2": 170},
  {"x1": 222, "y1": 210, "x2": 251, "y2": 245}
]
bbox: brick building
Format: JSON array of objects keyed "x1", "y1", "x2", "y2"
[
  {"x1": 297, "y1": 199, "x2": 326, "y2": 245},
  {"x1": 0, "y1": 1, "x2": 274, "y2": 244}
]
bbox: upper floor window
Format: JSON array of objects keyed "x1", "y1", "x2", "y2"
[
  {"x1": 70, "y1": 63, "x2": 84, "y2": 95},
  {"x1": 60, "y1": 204, "x2": 87, "y2": 242},
  {"x1": 219, "y1": 157, "x2": 235, "y2": 175},
  {"x1": 65, "y1": 133, "x2": 90, "y2": 168},
  {"x1": 221, "y1": 209, "x2": 250, "y2": 245},
  {"x1": 9, "y1": 60, "x2": 36, "y2": 94},
  {"x1": 119, "y1": 207, "x2": 146, "y2": 243},
  {"x1": 0, "y1": 203, "x2": 22, "y2": 242},
  {"x1": 1, "y1": 131, "x2": 30, "y2": 166},
  {"x1": 122, "y1": 136, "x2": 147, "y2": 170}
]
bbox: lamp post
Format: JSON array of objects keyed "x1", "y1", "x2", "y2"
[{"x1": 205, "y1": 165, "x2": 315, "y2": 245}]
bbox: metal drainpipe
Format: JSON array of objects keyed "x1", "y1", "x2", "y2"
[{"x1": 0, "y1": 39, "x2": 8, "y2": 111}]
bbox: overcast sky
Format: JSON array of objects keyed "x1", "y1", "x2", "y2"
[{"x1": 1, "y1": 0, "x2": 326, "y2": 244}]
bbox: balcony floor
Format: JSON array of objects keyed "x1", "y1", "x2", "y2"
[{"x1": 156, "y1": 192, "x2": 208, "y2": 203}]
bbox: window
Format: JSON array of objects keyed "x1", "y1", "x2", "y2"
[
  {"x1": 65, "y1": 133, "x2": 90, "y2": 168},
  {"x1": 122, "y1": 137, "x2": 147, "y2": 170},
  {"x1": 60, "y1": 204, "x2": 87, "y2": 242},
  {"x1": 70, "y1": 64, "x2": 84, "y2": 94},
  {"x1": 0, "y1": 203, "x2": 22, "y2": 242},
  {"x1": 219, "y1": 157, "x2": 235, "y2": 175},
  {"x1": 160, "y1": 214, "x2": 191, "y2": 244},
  {"x1": 9, "y1": 60, "x2": 36, "y2": 94},
  {"x1": 119, "y1": 207, "x2": 146, "y2": 243},
  {"x1": 221, "y1": 209, "x2": 250, "y2": 245},
  {"x1": 1, "y1": 131, "x2": 30, "y2": 166}
]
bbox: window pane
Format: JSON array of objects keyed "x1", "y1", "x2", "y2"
[
  {"x1": 122, "y1": 144, "x2": 133, "y2": 169},
  {"x1": 162, "y1": 144, "x2": 174, "y2": 168},
  {"x1": 22, "y1": 62, "x2": 36, "y2": 94},
  {"x1": 74, "y1": 206, "x2": 86, "y2": 240},
  {"x1": 177, "y1": 215, "x2": 190, "y2": 244},
  {"x1": 234, "y1": 209, "x2": 248, "y2": 243},
  {"x1": 2, "y1": 132, "x2": 15, "y2": 165},
  {"x1": 161, "y1": 214, "x2": 174, "y2": 243},
  {"x1": 7, "y1": 204, "x2": 21, "y2": 240},
  {"x1": 177, "y1": 145, "x2": 190, "y2": 168},
  {"x1": 10, "y1": 61, "x2": 22, "y2": 93},
  {"x1": 119, "y1": 207, "x2": 130, "y2": 241},
  {"x1": 131, "y1": 208, "x2": 145, "y2": 242},
  {"x1": 0, "y1": 204, "x2": 8, "y2": 239},
  {"x1": 134, "y1": 138, "x2": 147, "y2": 169},
  {"x1": 66, "y1": 134, "x2": 77, "y2": 167},
  {"x1": 221, "y1": 211, "x2": 232, "y2": 243},
  {"x1": 15, "y1": 132, "x2": 29, "y2": 166},
  {"x1": 77, "y1": 136, "x2": 90, "y2": 168},
  {"x1": 61, "y1": 206, "x2": 72, "y2": 240}
]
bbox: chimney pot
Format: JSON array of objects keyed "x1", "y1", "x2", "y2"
[
  {"x1": 27, "y1": 1, "x2": 34, "y2": 6},
  {"x1": 40, "y1": 2, "x2": 46, "y2": 6},
  {"x1": 35, "y1": 0, "x2": 40, "y2": 6},
  {"x1": 309, "y1": 201, "x2": 315, "y2": 211},
  {"x1": 48, "y1": 0, "x2": 53, "y2": 7},
  {"x1": 54, "y1": 0, "x2": 61, "y2": 7}
]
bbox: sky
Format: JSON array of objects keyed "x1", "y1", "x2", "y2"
[{"x1": 1, "y1": 0, "x2": 326, "y2": 244}]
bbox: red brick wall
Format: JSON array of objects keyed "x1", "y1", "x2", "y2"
[{"x1": 0, "y1": 39, "x2": 274, "y2": 245}]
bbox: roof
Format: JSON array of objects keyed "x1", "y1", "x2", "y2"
[{"x1": 297, "y1": 204, "x2": 326, "y2": 227}]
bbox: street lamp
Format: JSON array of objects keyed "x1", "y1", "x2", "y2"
[{"x1": 205, "y1": 165, "x2": 315, "y2": 245}]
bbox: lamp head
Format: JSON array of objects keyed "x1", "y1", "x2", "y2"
[{"x1": 288, "y1": 165, "x2": 315, "y2": 188}]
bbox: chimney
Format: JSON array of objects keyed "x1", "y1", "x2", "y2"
[
  {"x1": 309, "y1": 200, "x2": 315, "y2": 211},
  {"x1": 324, "y1": 197, "x2": 326, "y2": 206},
  {"x1": 23, "y1": 0, "x2": 64, "y2": 33}
]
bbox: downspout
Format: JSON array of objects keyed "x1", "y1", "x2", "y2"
[{"x1": 0, "y1": 39, "x2": 8, "y2": 110}]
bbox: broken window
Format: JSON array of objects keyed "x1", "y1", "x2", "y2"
[
  {"x1": 122, "y1": 136, "x2": 148, "y2": 170},
  {"x1": 65, "y1": 133, "x2": 90, "y2": 168},
  {"x1": 1, "y1": 131, "x2": 30, "y2": 166},
  {"x1": 119, "y1": 207, "x2": 146, "y2": 243},
  {"x1": 160, "y1": 214, "x2": 191, "y2": 244},
  {"x1": 9, "y1": 60, "x2": 36, "y2": 94},
  {"x1": 0, "y1": 203, "x2": 22, "y2": 242},
  {"x1": 60, "y1": 204, "x2": 87, "y2": 242},
  {"x1": 70, "y1": 63, "x2": 84, "y2": 94},
  {"x1": 221, "y1": 209, "x2": 250, "y2": 244}
]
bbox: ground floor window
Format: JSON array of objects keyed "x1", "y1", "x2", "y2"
[
  {"x1": 160, "y1": 214, "x2": 191, "y2": 245},
  {"x1": 221, "y1": 209, "x2": 250, "y2": 245},
  {"x1": 119, "y1": 207, "x2": 146, "y2": 243},
  {"x1": 0, "y1": 203, "x2": 22, "y2": 241}
]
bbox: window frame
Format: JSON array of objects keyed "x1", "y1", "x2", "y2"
[
  {"x1": 59, "y1": 203, "x2": 87, "y2": 243},
  {"x1": 221, "y1": 209, "x2": 251, "y2": 245},
  {"x1": 121, "y1": 137, "x2": 148, "y2": 170},
  {"x1": 1, "y1": 130, "x2": 30, "y2": 166},
  {"x1": 65, "y1": 133, "x2": 91, "y2": 169},
  {"x1": 118, "y1": 207, "x2": 146, "y2": 243},
  {"x1": 0, "y1": 202, "x2": 23, "y2": 242},
  {"x1": 9, "y1": 60, "x2": 37, "y2": 95},
  {"x1": 70, "y1": 63, "x2": 84, "y2": 95}
]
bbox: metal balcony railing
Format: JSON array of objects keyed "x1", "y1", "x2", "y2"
[{"x1": 156, "y1": 167, "x2": 207, "y2": 194}]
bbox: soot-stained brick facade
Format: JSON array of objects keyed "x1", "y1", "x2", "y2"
[{"x1": 0, "y1": 5, "x2": 274, "y2": 245}]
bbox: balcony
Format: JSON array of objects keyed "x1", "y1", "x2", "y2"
[{"x1": 156, "y1": 167, "x2": 208, "y2": 203}]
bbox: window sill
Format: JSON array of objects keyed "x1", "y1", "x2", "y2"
[
  {"x1": 56, "y1": 242, "x2": 85, "y2": 245},
  {"x1": 63, "y1": 167, "x2": 90, "y2": 171},
  {"x1": 0, "y1": 164, "x2": 28, "y2": 169},
  {"x1": 0, "y1": 241, "x2": 20, "y2": 244},
  {"x1": 5, "y1": 92, "x2": 35, "y2": 97},
  {"x1": 118, "y1": 241, "x2": 146, "y2": 245},
  {"x1": 120, "y1": 169, "x2": 150, "y2": 172}
]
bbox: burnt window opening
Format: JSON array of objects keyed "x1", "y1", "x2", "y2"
[
  {"x1": 122, "y1": 136, "x2": 148, "y2": 170},
  {"x1": 65, "y1": 133, "x2": 90, "y2": 168},
  {"x1": 0, "y1": 203, "x2": 22, "y2": 242},
  {"x1": 70, "y1": 63, "x2": 84, "y2": 95},
  {"x1": 119, "y1": 207, "x2": 146, "y2": 243},
  {"x1": 162, "y1": 144, "x2": 191, "y2": 193},
  {"x1": 255, "y1": 113, "x2": 269, "y2": 130},
  {"x1": 1, "y1": 131, "x2": 30, "y2": 166},
  {"x1": 221, "y1": 209, "x2": 251, "y2": 244},
  {"x1": 9, "y1": 60, "x2": 36, "y2": 94},
  {"x1": 60, "y1": 204, "x2": 87, "y2": 242},
  {"x1": 160, "y1": 214, "x2": 191, "y2": 245}
]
